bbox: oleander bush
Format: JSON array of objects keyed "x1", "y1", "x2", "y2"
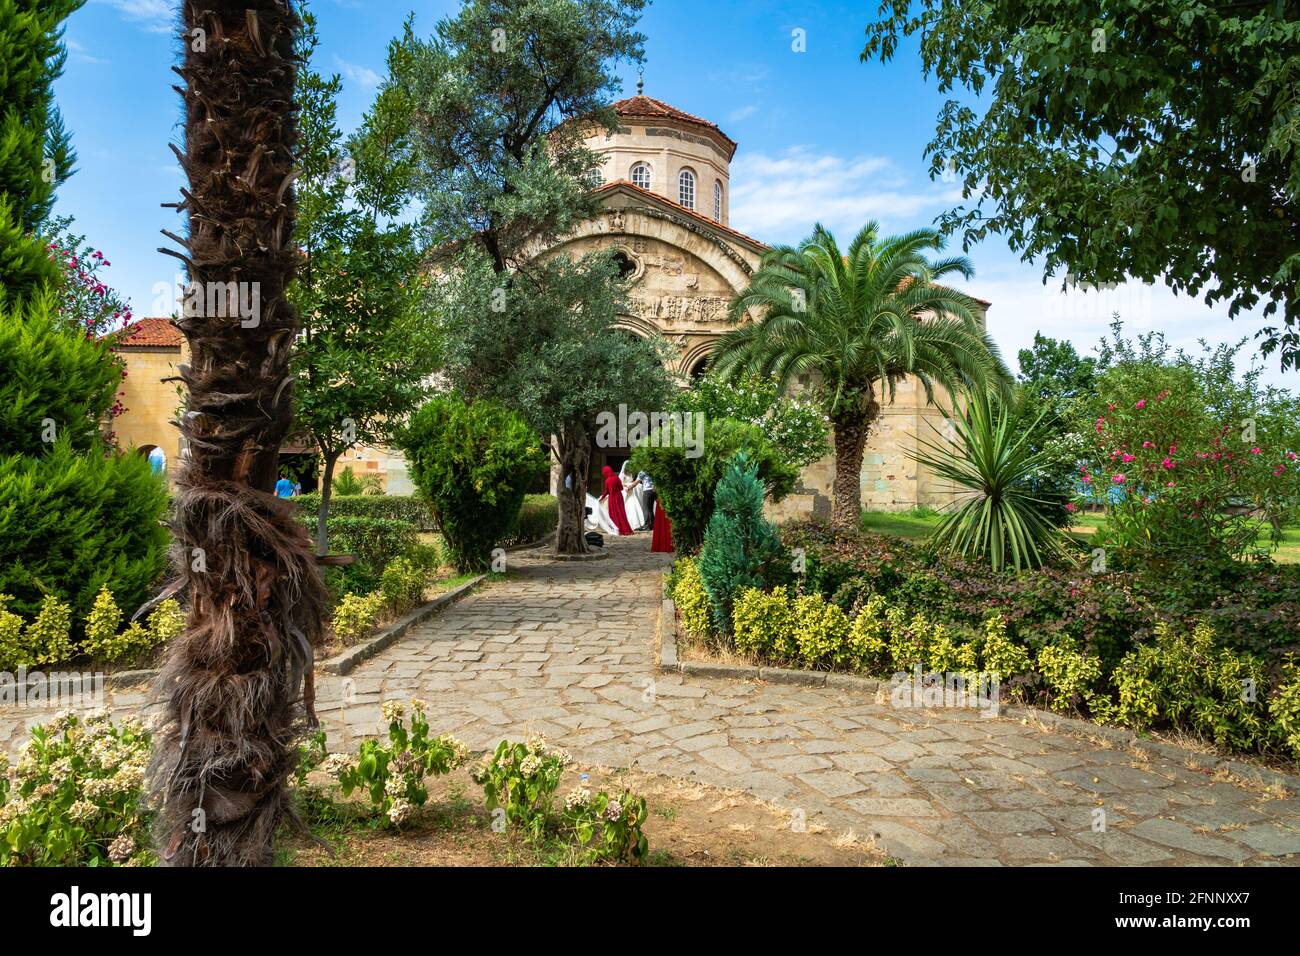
[
  {"x1": 0, "y1": 712, "x2": 153, "y2": 867},
  {"x1": 324, "y1": 699, "x2": 470, "y2": 828}
]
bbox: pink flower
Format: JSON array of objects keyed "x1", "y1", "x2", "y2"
[
  {"x1": 1107, "y1": 404, "x2": 1116, "y2": 412},
  {"x1": 1275, "y1": 466, "x2": 1286, "y2": 477},
  {"x1": 1169, "y1": 444, "x2": 1178, "y2": 454},
  {"x1": 1142, "y1": 441, "x2": 1154, "y2": 448},
  {"x1": 1250, "y1": 447, "x2": 1262, "y2": 455},
  {"x1": 1166, "y1": 481, "x2": 1175, "y2": 488},
  {"x1": 1112, "y1": 474, "x2": 1126, "y2": 484},
  {"x1": 1122, "y1": 453, "x2": 1135, "y2": 463},
  {"x1": 1287, "y1": 452, "x2": 1298, "y2": 461},
  {"x1": 1081, "y1": 475, "x2": 1092, "y2": 484},
  {"x1": 1065, "y1": 503, "x2": 1077, "y2": 512},
  {"x1": 1162, "y1": 458, "x2": 1175, "y2": 470},
  {"x1": 1135, "y1": 399, "x2": 1147, "y2": 410}
]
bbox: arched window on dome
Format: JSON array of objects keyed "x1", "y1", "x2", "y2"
[
  {"x1": 678, "y1": 168, "x2": 696, "y2": 210},
  {"x1": 630, "y1": 162, "x2": 652, "y2": 190},
  {"x1": 713, "y1": 181, "x2": 723, "y2": 222}
]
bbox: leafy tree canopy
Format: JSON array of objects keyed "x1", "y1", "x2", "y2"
[{"x1": 863, "y1": 1, "x2": 1300, "y2": 368}]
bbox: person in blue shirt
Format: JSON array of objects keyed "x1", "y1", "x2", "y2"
[{"x1": 275, "y1": 475, "x2": 294, "y2": 498}]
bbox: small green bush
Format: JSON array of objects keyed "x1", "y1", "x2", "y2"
[
  {"x1": 1268, "y1": 661, "x2": 1300, "y2": 759},
  {"x1": 697, "y1": 452, "x2": 789, "y2": 635},
  {"x1": 471, "y1": 736, "x2": 571, "y2": 840},
  {"x1": 380, "y1": 557, "x2": 428, "y2": 616},
  {"x1": 501, "y1": 494, "x2": 559, "y2": 548},
  {"x1": 397, "y1": 396, "x2": 548, "y2": 572},
  {"x1": 629, "y1": 417, "x2": 799, "y2": 553},
  {"x1": 1036, "y1": 640, "x2": 1104, "y2": 713},
  {"x1": 792, "y1": 592, "x2": 853, "y2": 670},
  {"x1": 331, "y1": 592, "x2": 385, "y2": 646},
  {"x1": 670, "y1": 558, "x2": 713, "y2": 641},
  {"x1": 326, "y1": 699, "x2": 469, "y2": 828},
  {"x1": 732, "y1": 585, "x2": 793, "y2": 659}
]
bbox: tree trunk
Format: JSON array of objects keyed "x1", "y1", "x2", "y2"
[
  {"x1": 555, "y1": 425, "x2": 591, "y2": 555},
  {"x1": 830, "y1": 399, "x2": 878, "y2": 529},
  {"x1": 316, "y1": 447, "x2": 341, "y2": 556},
  {"x1": 150, "y1": 0, "x2": 328, "y2": 867}
]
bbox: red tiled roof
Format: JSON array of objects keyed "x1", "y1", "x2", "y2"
[
  {"x1": 114, "y1": 317, "x2": 182, "y2": 349},
  {"x1": 612, "y1": 95, "x2": 737, "y2": 157},
  {"x1": 594, "y1": 179, "x2": 769, "y2": 251}
]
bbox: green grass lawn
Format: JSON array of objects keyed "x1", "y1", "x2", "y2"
[{"x1": 857, "y1": 508, "x2": 1300, "y2": 564}]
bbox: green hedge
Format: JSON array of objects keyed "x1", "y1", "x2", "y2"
[
  {"x1": 500, "y1": 494, "x2": 558, "y2": 549},
  {"x1": 295, "y1": 493, "x2": 434, "y2": 531},
  {"x1": 296, "y1": 515, "x2": 418, "y2": 576}
]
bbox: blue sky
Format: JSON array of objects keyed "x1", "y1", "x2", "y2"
[{"x1": 56, "y1": 0, "x2": 1293, "y2": 386}]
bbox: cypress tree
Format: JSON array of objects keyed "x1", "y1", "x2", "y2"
[{"x1": 0, "y1": 0, "x2": 169, "y2": 633}]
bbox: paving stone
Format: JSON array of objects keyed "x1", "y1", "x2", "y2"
[
  {"x1": 1129, "y1": 819, "x2": 1254, "y2": 862},
  {"x1": 846, "y1": 797, "x2": 939, "y2": 818}
]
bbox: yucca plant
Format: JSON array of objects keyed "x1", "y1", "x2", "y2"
[{"x1": 913, "y1": 391, "x2": 1072, "y2": 572}]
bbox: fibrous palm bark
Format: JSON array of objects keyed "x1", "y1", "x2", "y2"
[{"x1": 148, "y1": 0, "x2": 328, "y2": 867}]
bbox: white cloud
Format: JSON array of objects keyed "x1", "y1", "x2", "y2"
[
  {"x1": 727, "y1": 105, "x2": 759, "y2": 123},
  {"x1": 66, "y1": 38, "x2": 110, "y2": 65},
  {"x1": 730, "y1": 146, "x2": 960, "y2": 240},
  {"x1": 94, "y1": 0, "x2": 175, "y2": 34},
  {"x1": 333, "y1": 55, "x2": 381, "y2": 89}
]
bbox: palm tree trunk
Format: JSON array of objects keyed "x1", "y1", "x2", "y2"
[
  {"x1": 149, "y1": 0, "x2": 328, "y2": 867},
  {"x1": 829, "y1": 398, "x2": 879, "y2": 528}
]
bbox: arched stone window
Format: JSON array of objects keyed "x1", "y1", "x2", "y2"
[
  {"x1": 630, "y1": 162, "x2": 652, "y2": 190},
  {"x1": 584, "y1": 167, "x2": 604, "y2": 187},
  {"x1": 713, "y1": 181, "x2": 723, "y2": 222},
  {"x1": 678, "y1": 168, "x2": 696, "y2": 210}
]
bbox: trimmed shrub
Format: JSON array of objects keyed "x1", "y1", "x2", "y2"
[
  {"x1": 629, "y1": 417, "x2": 799, "y2": 553},
  {"x1": 331, "y1": 592, "x2": 385, "y2": 646},
  {"x1": 1036, "y1": 640, "x2": 1104, "y2": 713},
  {"x1": 732, "y1": 586, "x2": 793, "y2": 660},
  {"x1": 0, "y1": 437, "x2": 169, "y2": 633},
  {"x1": 1268, "y1": 662, "x2": 1300, "y2": 759},
  {"x1": 697, "y1": 452, "x2": 788, "y2": 634},
  {"x1": 792, "y1": 593, "x2": 852, "y2": 670},
  {"x1": 500, "y1": 494, "x2": 559, "y2": 548},
  {"x1": 670, "y1": 558, "x2": 713, "y2": 641},
  {"x1": 300, "y1": 515, "x2": 418, "y2": 582},
  {"x1": 380, "y1": 557, "x2": 427, "y2": 615},
  {"x1": 397, "y1": 396, "x2": 548, "y2": 572},
  {"x1": 296, "y1": 493, "x2": 435, "y2": 531}
]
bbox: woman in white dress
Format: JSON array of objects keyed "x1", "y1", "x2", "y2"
[
  {"x1": 585, "y1": 492, "x2": 618, "y2": 534},
  {"x1": 619, "y1": 463, "x2": 646, "y2": 531}
]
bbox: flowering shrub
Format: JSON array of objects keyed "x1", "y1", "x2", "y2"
[
  {"x1": 471, "y1": 736, "x2": 571, "y2": 840},
  {"x1": 326, "y1": 699, "x2": 469, "y2": 827},
  {"x1": 560, "y1": 786, "x2": 649, "y2": 864},
  {"x1": 1082, "y1": 367, "x2": 1296, "y2": 565},
  {"x1": 331, "y1": 591, "x2": 385, "y2": 645},
  {"x1": 44, "y1": 217, "x2": 133, "y2": 340},
  {"x1": 0, "y1": 711, "x2": 153, "y2": 866}
]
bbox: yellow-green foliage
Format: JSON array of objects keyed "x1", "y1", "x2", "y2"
[
  {"x1": 848, "y1": 596, "x2": 889, "y2": 671},
  {"x1": 732, "y1": 586, "x2": 793, "y2": 659},
  {"x1": 83, "y1": 586, "x2": 122, "y2": 653},
  {"x1": 381, "y1": 557, "x2": 428, "y2": 615},
  {"x1": 24, "y1": 595, "x2": 73, "y2": 666},
  {"x1": 1036, "y1": 640, "x2": 1103, "y2": 713},
  {"x1": 0, "y1": 595, "x2": 25, "y2": 669},
  {"x1": 1105, "y1": 621, "x2": 1268, "y2": 750},
  {"x1": 148, "y1": 599, "x2": 186, "y2": 643},
  {"x1": 332, "y1": 592, "x2": 385, "y2": 646},
  {"x1": 886, "y1": 607, "x2": 927, "y2": 669},
  {"x1": 671, "y1": 559, "x2": 713, "y2": 641},
  {"x1": 792, "y1": 593, "x2": 852, "y2": 669},
  {"x1": 980, "y1": 614, "x2": 1029, "y2": 679},
  {"x1": 80, "y1": 588, "x2": 181, "y2": 666},
  {"x1": 1268, "y1": 661, "x2": 1300, "y2": 759},
  {"x1": 927, "y1": 623, "x2": 979, "y2": 674}
]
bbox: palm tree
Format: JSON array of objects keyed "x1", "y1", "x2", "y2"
[
  {"x1": 148, "y1": 0, "x2": 329, "y2": 866},
  {"x1": 712, "y1": 222, "x2": 1011, "y2": 527}
]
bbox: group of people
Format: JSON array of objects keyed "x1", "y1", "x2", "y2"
[{"x1": 586, "y1": 463, "x2": 673, "y2": 552}]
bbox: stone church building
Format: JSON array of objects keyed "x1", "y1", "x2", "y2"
[
  {"x1": 541, "y1": 92, "x2": 987, "y2": 519},
  {"x1": 112, "y1": 92, "x2": 986, "y2": 518}
]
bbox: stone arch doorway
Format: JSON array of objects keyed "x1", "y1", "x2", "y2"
[{"x1": 137, "y1": 444, "x2": 167, "y2": 475}]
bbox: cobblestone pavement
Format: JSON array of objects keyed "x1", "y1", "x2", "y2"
[{"x1": 3, "y1": 535, "x2": 1298, "y2": 866}]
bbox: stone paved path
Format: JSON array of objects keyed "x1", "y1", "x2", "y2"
[{"x1": 4, "y1": 535, "x2": 1298, "y2": 866}]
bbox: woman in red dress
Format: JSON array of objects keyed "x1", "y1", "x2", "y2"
[
  {"x1": 650, "y1": 497, "x2": 674, "y2": 553},
  {"x1": 600, "y1": 465, "x2": 635, "y2": 536}
]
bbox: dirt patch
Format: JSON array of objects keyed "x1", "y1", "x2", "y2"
[{"x1": 283, "y1": 764, "x2": 886, "y2": 867}]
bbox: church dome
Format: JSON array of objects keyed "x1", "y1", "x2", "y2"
[{"x1": 583, "y1": 92, "x2": 735, "y2": 227}]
